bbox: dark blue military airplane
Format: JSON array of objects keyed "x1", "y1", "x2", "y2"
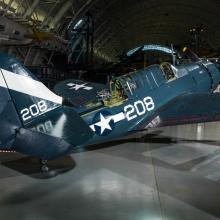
[{"x1": 1, "y1": 46, "x2": 220, "y2": 171}]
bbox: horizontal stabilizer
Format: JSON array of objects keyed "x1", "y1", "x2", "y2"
[
  {"x1": 12, "y1": 128, "x2": 72, "y2": 160},
  {"x1": 12, "y1": 106, "x2": 94, "y2": 159}
]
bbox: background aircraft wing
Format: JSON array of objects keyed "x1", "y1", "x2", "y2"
[{"x1": 54, "y1": 79, "x2": 107, "y2": 112}]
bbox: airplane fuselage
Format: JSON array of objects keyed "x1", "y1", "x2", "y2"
[
  {"x1": 1, "y1": 51, "x2": 220, "y2": 160},
  {"x1": 79, "y1": 61, "x2": 220, "y2": 145}
]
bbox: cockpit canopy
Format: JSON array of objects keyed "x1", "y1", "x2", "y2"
[{"x1": 101, "y1": 61, "x2": 192, "y2": 107}]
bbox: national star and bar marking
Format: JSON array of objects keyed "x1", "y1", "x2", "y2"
[
  {"x1": 67, "y1": 83, "x2": 93, "y2": 91},
  {"x1": 90, "y1": 112, "x2": 126, "y2": 135}
]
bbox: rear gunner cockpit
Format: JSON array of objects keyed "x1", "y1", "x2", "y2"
[
  {"x1": 102, "y1": 78, "x2": 128, "y2": 107},
  {"x1": 97, "y1": 75, "x2": 138, "y2": 107}
]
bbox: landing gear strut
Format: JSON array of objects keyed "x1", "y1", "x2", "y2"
[{"x1": 40, "y1": 159, "x2": 49, "y2": 172}]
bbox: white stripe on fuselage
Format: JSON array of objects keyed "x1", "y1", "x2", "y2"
[{"x1": 0, "y1": 68, "x2": 62, "y2": 104}]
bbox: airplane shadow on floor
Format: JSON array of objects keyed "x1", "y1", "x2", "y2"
[
  {"x1": 1, "y1": 155, "x2": 76, "y2": 179},
  {"x1": 73, "y1": 130, "x2": 178, "y2": 153},
  {"x1": 0, "y1": 131, "x2": 172, "y2": 179},
  {"x1": 2, "y1": 132, "x2": 220, "y2": 218},
  {"x1": 1, "y1": 130, "x2": 219, "y2": 180}
]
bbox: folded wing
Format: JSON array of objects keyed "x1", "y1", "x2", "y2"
[{"x1": 54, "y1": 79, "x2": 107, "y2": 113}]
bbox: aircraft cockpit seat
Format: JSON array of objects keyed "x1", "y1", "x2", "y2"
[
  {"x1": 160, "y1": 62, "x2": 176, "y2": 82},
  {"x1": 103, "y1": 79, "x2": 126, "y2": 107}
]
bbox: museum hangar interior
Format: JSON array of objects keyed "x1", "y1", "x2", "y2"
[{"x1": 1, "y1": 0, "x2": 220, "y2": 220}]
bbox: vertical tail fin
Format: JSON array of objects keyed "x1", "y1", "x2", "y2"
[{"x1": 0, "y1": 53, "x2": 62, "y2": 125}]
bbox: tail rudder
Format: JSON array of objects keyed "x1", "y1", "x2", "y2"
[{"x1": 0, "y1": 53, "x2": 62, "y2": 125}]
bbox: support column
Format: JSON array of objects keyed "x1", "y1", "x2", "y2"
[
  {"x1": 3, "y1": 0, "x2": 14, "y2": 14},
  {"x1": 50, "y1": 0, "x2": 73, "y2": 28},
  {"x1": 23, "y1": 0, "x2": 40, "y2": 18}
]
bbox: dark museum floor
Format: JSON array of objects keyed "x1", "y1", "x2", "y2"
[{"x1": 1, "y1": 122, "x2": 220, "y2": 220}]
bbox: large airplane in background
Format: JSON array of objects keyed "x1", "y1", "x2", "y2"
[{"x1": 1, "y1": 45, "x2": 220, "y2": 172}]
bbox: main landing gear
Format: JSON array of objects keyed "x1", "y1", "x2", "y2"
[
  {"x1": 38, "y1": 156, "x2": 75, "y2": 177},
  {"x1": 40, "y1": 159, "x2": 49, "y2": 172}
]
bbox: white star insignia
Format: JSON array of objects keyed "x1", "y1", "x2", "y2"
[
  {"x1": 70, "y1": 83, "x2": 87, "y2": 91},
  {"x1": 95, "y1": 113, "x2": 112, "y2": 135},
  {"x1": 67, "y1": 83, "x2": 93, "y2": 91}
]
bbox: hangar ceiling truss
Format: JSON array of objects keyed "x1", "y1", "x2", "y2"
[{"x1": 1, "y1": 0, "x2": 220, "y2": 61}]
